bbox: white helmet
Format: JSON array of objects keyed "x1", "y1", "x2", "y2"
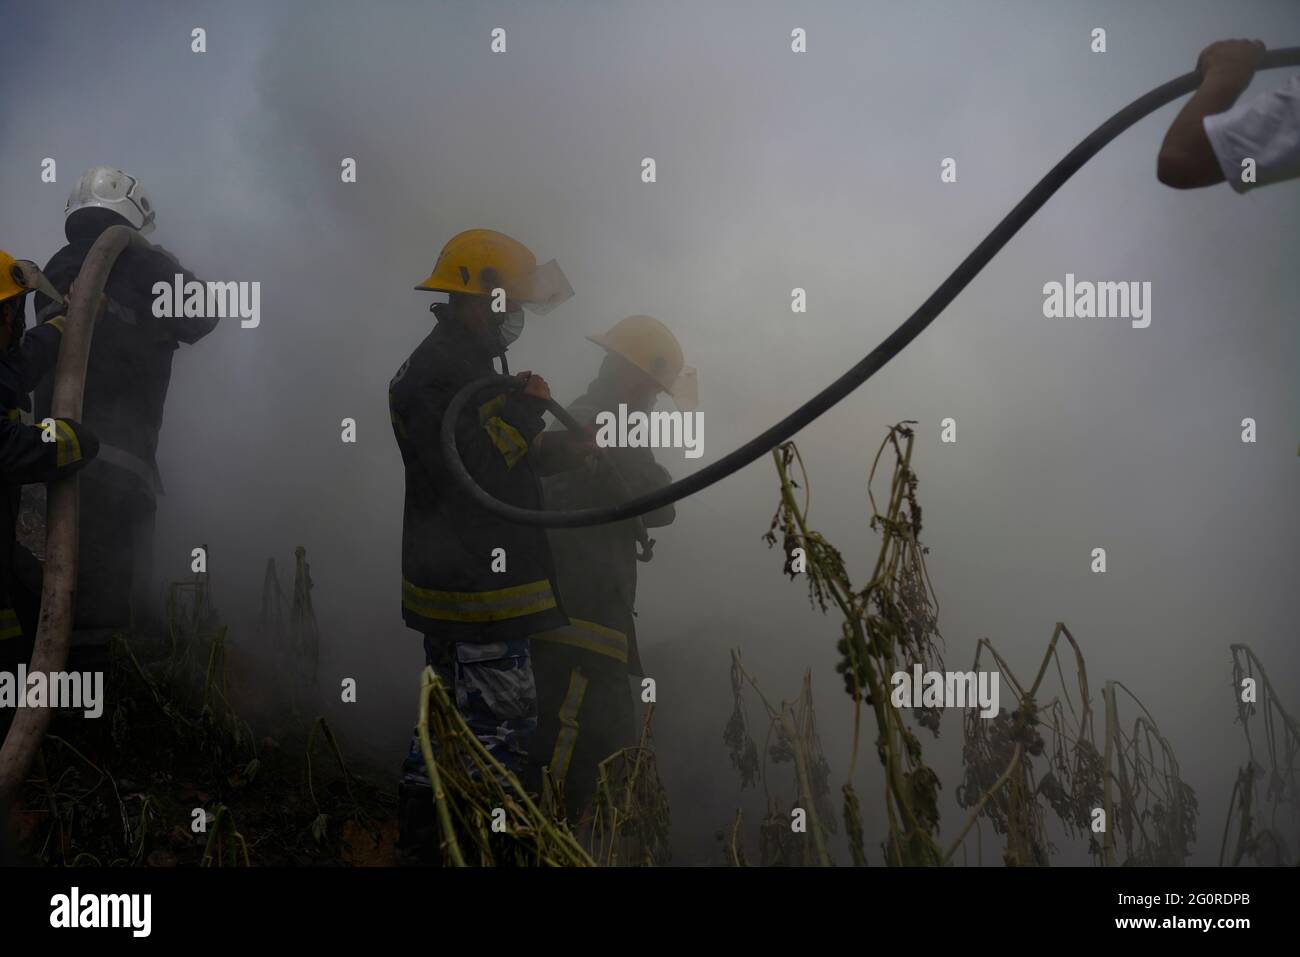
[{"x1": 65, "y1": 166, "x2": 156, "y2": 235}]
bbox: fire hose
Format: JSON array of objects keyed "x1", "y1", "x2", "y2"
[
  {"x1": 0, "y1": 225, "x2": 152, "y2": 802},
  {"x1": 442, "y1": 47, "x2": 1300, "y2": 529},
  {"x1": 0, "y1": 51, "x2": 1296, "y2": 804},
  {"x1": 464, "y1": 377, "x2": 659, "y2": 558}
]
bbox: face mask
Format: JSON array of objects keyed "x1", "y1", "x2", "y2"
[{"x1": 497, "y1": 309, "x2": 525, "y2": 348}]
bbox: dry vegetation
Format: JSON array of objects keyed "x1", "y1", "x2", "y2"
[{"x1": 6, "y1": 427, "x2": 1293, "y2": 868}]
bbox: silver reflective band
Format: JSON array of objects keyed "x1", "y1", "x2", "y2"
[{"x1": 94, "y1": 443, "x2": 164, "y2": 494}]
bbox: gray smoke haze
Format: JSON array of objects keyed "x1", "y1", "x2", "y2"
[{"x1": 2, "y1": 0, "x2": 1297, "y2": 864}]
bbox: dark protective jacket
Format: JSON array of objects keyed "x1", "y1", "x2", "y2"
[
  {"x1": 33, "y1": 208, "x2": 217, "y2": 500},
  {"x1": 0, "y1": 313, "x2": 100, "y2": 643},
  {"x1": 389, "y1": 310, "x2": 569, "y2": 643},
  {"x1": 540, "y1": 364, "x2": 676, "y2": 675}
]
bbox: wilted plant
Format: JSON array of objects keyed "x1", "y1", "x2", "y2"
[
  {"x1": 589, "y1": 703, "x2": 671, "y2": 866},
  {"x1": 304, "y1": 716, "x2": 370, "y2": 844},
  {"x1": 727, "y1": 649, "x2": 835, "y2": 866},
  {"x1": 18, "y1": 550, "x2": 390, "y2": 867},
  {"x1": 723, "y1": 651, "x2": 761, "y2": 790},
  {"x1": 764, "y1": 425, "x2": 944, "y2": 865},
  {"x1": 258, "y1": 548, "x2": 322, "y2": 718},
  {"x1": 258, "y1": 557, "x2": 286, "y2": 646},
  {"x1": 717, "y1": 807, "x2": 748, "y2": 866},
  {"x1": 951, "y1": 623, "x2": 1194, "y2": 867},
  {"x1": 953, "y1": 624, "x2": 1098, "y2": 866},
  {"x1": 1099, "y1": 681, "x2": 1197, "y2": 866},
  {"x1": 200, "y1": 804, "x2": 250, "y2": 867},
  {"x1": 290, "y1": 546, "x2": 322, "y2": 710},
  {"x1": 413, "y1": 665, "x2": 592, "y2": 867},
  {"x1": 1220, "y1": 644, "x2": 1299, "y2": 866},
  {"x1": 165, "y1": 545, "x2": 220, "y2": 661}
]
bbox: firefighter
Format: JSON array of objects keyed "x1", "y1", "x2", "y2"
[
  {"x1": 32, "y1": 167, "x2": 216, "y2": 656},
  {"x1": 529, "y1": 314, "x2": 695, "y2": 820},
  {"x1": 0, "y1": 249, "x2": 99, "y2": 680},
  {"x1": 389, "y1": 228, "x2": 584, "y2": 863}
]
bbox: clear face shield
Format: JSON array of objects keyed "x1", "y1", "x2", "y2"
[
  {"x1": 670, "y1": 365, "x2": 699, "y2": 411},
  {"x1": 492, "y1": 258, "x2": 571, "y2": 352},
  {"x1": 514, "y1": 259, "x2": 574, "y2": 316}
]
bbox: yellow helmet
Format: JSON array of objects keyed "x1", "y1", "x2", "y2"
[
  {"x1": 588, "y1": 315, "x2": 698, "y2": 411},
  {"x1": 415, "y1": 228, "x2": 573, "y2": 313},
  {"x1": 0, "y1": 249, "x2": 27, "y2": 304}
]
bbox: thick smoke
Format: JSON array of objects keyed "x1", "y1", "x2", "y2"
[{"x1": 1, "y1": 0, "x2": 1297, "y2": 862}]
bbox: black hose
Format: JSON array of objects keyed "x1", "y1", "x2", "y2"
[{"x1": 442, "y1": 48, "x2": 1300, "y2": 529}]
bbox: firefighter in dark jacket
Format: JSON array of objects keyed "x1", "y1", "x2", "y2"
[
  {"x1": 0, "y1": 249, "x2": 100, "y2": 680},
  {"x1": 389, "y1": 228, "x2": 581, "y2": 863},
  {"x1": 33, "y1": 167, "x2": 216, "y2": 652},
  {"x1": 529, "y1": 315, "x2": 695, "y2": 819}
]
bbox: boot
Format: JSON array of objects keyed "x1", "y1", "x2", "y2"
[{"x1": 395, "y1": 782, "x2": 443, "y2": 867}]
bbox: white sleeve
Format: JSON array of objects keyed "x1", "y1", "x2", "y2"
[{"x1": 1202, "y1": 74, "x2": 1300, "y2": 193}]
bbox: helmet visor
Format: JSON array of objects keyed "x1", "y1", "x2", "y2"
[
  {"x1": 516, "y1": 259, "x2": 573, "y2": 315},
  {"x1": 671, "y1": 365, "x2": 698, "y2": 411}
]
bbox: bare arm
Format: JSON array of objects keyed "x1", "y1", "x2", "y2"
[{"x1": 1157, "y1": 39, "x2": 1266, "y2": 189}]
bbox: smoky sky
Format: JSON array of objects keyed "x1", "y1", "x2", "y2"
[{"x1": 2, "y1": 0, "x2": 1298, "y2": 864}]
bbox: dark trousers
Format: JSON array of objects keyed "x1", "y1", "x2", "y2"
[
  {"x1": 75, "y1": 478, "x2": 154, "y2": 631},
  {"x1": 529, "y1": 638, "x2": 636, "y2": 820}
]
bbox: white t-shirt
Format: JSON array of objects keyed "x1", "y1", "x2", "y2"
[{"x1": 1203, "y1": 74, "x2": 1300, "y2": 192}]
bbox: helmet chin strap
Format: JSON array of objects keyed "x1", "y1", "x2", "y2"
[
  {"x1": 441, "y1": 299, "x2": 512, "y2": 372},
  {"x1": 489, "y1": 315, "x2": 513, "y2": 373},
  {"x1": 486, "y1": 320, "x2": 510, "y2": 373}
]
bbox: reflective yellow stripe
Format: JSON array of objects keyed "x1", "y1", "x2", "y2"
[
  {"x1": 478, "y1": 394, "x2": 528, "y2": 469},
  {"x1": 0, "y1": 607, "x2": 23, "y2": 641},
  {"x1": 479, "y1": 394, "x2": 506, "y2": 417},
  {"x1": 483, "y1": 416, "x2": 528, "y2": 468},
  {"x1": 46, "y1": 315, "x2": 66, "y2": 333},
  {"x1": 402, "y1": 576, "x2": 557, "y2": 623},
  {"x1": 3, "y1": 408, "x2": 18, "y2": 422},
  {"x1": 532, "y1": 618, "x2": 629, "y2": 665},
  {"x1": 54, "y1": 419, "x2": 81, "y2": 468},
  {"x1": 549, "y1": 668, "x2": 589, "y2": 786}
]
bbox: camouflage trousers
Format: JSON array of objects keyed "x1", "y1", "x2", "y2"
[{"x1": 401, "y1": 634, "x2": 538, "y2": 788}]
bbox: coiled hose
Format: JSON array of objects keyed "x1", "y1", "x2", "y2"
[{"x1": 442, "y1": 48, "x2": 1300, "y2": 529}]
